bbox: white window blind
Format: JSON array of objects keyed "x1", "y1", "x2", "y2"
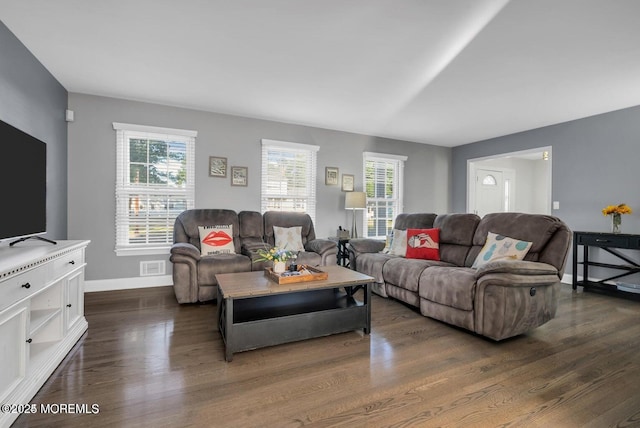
[
  {"x1": 261, "y1": 139, "x2": 319, "y2": 223},
  {"x1": 363, "y1": 152, "x2": 407, "y2": 239},
  {"x1": 113, "y1": 122, "x2": 196, "y2": 256}
]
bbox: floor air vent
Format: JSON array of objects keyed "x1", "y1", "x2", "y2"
[{"x1": 140, "y1": 260, "x2": 166, "y2": 276}]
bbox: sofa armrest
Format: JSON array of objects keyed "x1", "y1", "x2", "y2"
[
  {"x1": 475, "y1": 260, "x2": 558, "y2": 279},
  {"x1": 169, "y1": 243, "x2": 200, "y2": 304},
  {"x1": 170, "y1": 242, "x2": 201, "y2": 260},
  {"x1": 347, "y1": 238, "x2": 386, "y2": 255},
  {"x1": 305, "y1": 238, "x2": 337, "y2": 255}
]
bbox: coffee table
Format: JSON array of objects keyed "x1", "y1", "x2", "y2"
[{"x1": 215, "y1": 265, "x2": 374, "y2": 361}]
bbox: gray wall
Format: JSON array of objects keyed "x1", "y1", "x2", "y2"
[
  {"x1": 452, "y1": 105, "x2": 640, "y2": 277},
  {"x1": 68, "y1": 93, "x2": 451, "y2": 280},
  {"x1": 0, "y1": 21, "x2": 68, "y2": 241}
]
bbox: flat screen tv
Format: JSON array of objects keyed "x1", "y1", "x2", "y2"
[{"x1": 0, "y1": 118, "x2": 48, "y2": 244}]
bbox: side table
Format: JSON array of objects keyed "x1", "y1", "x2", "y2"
[
  {"x1": 572, "y1": 231, "x2": 640, "y2": 299},
  {"x1": 329, "y1": 237, "x2": 350, "y2": 267}
]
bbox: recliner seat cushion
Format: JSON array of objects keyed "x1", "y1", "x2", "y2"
[
  {"x1": 197, "y1": 254, "x2": 252, "y2": 285},
  {"x1": 383, "y1": 258, "x2": 451, "y2": 293},
  {"x1": 357, "y1": 252, "x2": 395, "y2": 284},
  {"x1": 419, "y1": 266, "x2": 476, "y2": 311}
]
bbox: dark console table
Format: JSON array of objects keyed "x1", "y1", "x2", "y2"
[{"x1": 572, "y1": 231, "x2": 640, "y2": 299}]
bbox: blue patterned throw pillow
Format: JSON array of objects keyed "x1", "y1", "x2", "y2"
[{"x1": 472, "y1": 231, "x2": 532, "y2": 268}]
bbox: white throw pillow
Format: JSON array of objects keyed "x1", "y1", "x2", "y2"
[
  {"x1": 273, "y1": 226, "x2": 305, "y2": 251},
  {"x1": 381, "y1": 231, "x2": 394, "y2": 254},
  {"x1": 472, "y1": 231, "x2": 532, "y2": 268},
  {"x1": 389, "y1": 229, "x2": 407, "y2": 257},
  {"x1": 199, "y1": 225, "x2": 235, "y2": 255}
]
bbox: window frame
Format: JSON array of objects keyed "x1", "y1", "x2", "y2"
[
  {"x1": 113, "y1": 122, "x2": 196, "y2": 256},
  {"x1": 260, "y1": 139, "x2": 319, "y2": 223},
  {"x1": 362, "y1": 152, "x2": 407, "y2": 240}
]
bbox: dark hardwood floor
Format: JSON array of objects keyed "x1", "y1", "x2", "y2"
[{"x1": 13, "y1": 283, "x2": 640, "y2": 427}]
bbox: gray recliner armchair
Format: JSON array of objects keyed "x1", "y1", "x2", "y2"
[{"x1": 170, "y1": 209, "x2": 255, "y2": 303}]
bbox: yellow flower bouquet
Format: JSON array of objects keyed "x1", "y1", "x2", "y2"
[
  {"x1": 602, "y1": 203, "x2": 632, "y2": 216},
  {"x1": 254, "y1": 247, "x2": 295, "y2": 263},
  {"x1": 254, "y1": 246, "x2": 297, "y2": 274},
  {"x1": 602, "y1": 203, "x2": 632, "y2": 234}
]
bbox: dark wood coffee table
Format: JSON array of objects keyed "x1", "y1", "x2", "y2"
[{"x1": 215, "y1": 265, "x2": 374, "y2": 361}]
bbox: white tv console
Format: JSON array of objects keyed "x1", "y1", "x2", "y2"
[{"x1": 0, "y1": 240, "x2": 89, "y2": 428}]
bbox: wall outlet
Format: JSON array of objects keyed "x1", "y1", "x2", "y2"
[{"x1": 553, "y1": 201, "x2": 560, "y2": 210}]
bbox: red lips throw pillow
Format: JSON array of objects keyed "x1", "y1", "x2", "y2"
[
  {"x1": 405, "y1": 228, "x2": 440, "y2": 261},
  {"x1": 198, "y1": 225, "x2": 236, "y2": 255}
]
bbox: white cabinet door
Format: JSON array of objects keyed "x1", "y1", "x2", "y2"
[
  {"x1": 0, "y1": 303, "x2": 28, "y2": 403},
  {"x1": 65, "y1": 270, "x2": 84, "y2": 331}
]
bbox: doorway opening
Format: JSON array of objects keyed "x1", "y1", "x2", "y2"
[{"x1": 467, "y1": 147, "x2": 552, "y2": 217}]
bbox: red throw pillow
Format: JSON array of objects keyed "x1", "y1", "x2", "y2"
[{"x1": 406, "y1": 228, "x2": 440, "y2": 261}]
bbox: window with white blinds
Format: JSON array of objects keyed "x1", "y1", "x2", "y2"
[
  {"x1": 113, "y1": 122, "x2": 196, "y2": 256},
  {"x1": 363, "y1": 152, "x2": 407, "y2": 239},
  {"x1": 261, "y1": 139, "x2": 319, "y2": 223}
]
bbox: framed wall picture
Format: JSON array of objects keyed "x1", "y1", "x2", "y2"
[
  {"x1": 342, "y1": 174, "x2": 354, "y2": 192},
  {"x1": 209, "y1": 156, "x2": 227, "y2": 177},
  {"x1": 325, "y1": 167, "x2": 339, "y2": 185},
  {"x1": 231, "y1": 166, "x2": 248, "y2": 187}
]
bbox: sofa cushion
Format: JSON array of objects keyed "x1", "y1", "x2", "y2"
[
  {"x1": 383, "y1": 258, "x2": 450, "y2": 293},
  {"x1": 238, "y1": 210, "x2": 263, "y2": 241},
  {"x1": 419, "y1": 266, "x2": 477, "y2": 311},
  {"x1": 434, "y1": 213, "x2": 481, "y2": 266},
  {"x1": 467, "y1": 212, "x2": 562, "y2": 266},
  {"x1": 357, "y1": 252, "x2": 395, "y2": 285},
  {"x1": 263, "y1": 211, "x2": 315, "y2": 247},
  {"x1": 198, "y1": 225, "x2": 236, "y2": 255},
  {"x1": 393, "y1": 213, "x2": 437, "y2": 230},
  {"x1": 406, "y1": 228, "x2": 440, "y2": 260},
  {"x1": 273, "y1": 225, "x2": 305, "y2": 251},
  {"x1": 174, "y1": 209, "x2": 241, "y2": 253},
  {"x1": 294, "y1": 251, "x2": 322, "y2": 266},
  {"x1": 472, "y1": 232, "x2": 532, "y2": 268},
  {"x1": 197, "y1": 253, "x2": 252, "y2": 285}
]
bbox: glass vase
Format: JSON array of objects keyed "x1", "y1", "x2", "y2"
[{"x1": 611, "y1": 212, "x2": 621, "y2": 234}]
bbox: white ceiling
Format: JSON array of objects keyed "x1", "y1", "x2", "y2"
[{"x1": 2, "y1": 0, "x2": 640, "y2": 147}]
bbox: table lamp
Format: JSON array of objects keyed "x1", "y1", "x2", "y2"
[{"x1": 345, "y1": 191, "x2": 366, "y2": 238}]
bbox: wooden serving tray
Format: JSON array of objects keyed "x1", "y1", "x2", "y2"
[{"x1": 264, "y1": 266, "x2": 328, "y2": 284}]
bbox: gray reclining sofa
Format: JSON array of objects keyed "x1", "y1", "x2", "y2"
[{"x1": 348, "y1": 212, "x2": 571, "y2": 340}]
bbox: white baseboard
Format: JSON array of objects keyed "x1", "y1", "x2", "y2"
[{"x1": 85, "y1": 275, "x2": 173, "y2": 292}]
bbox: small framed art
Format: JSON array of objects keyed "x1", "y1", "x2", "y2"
[
  {"x1": 231, "y1": 166, "x2": 248, "y2": 187},
  {"x1": 325, "y1": 167, "x2": 339, "y2": 185},
  {"x1": 209, "y1": 156, "x2": 227, "y2": 177},
  {"x1": 342, "y1": 174, "x2": 354, "y2": 192}
]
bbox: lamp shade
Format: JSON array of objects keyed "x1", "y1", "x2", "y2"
[{"x1": 345, "y1": 191, "x2": 366, "y2": 210}]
